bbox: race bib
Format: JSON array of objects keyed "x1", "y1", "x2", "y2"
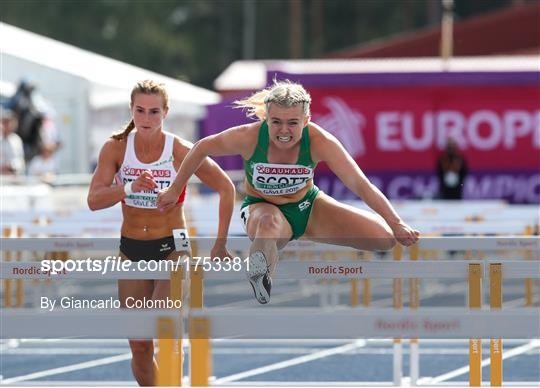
[
  {"x1": 173, "y1": 229, "x2": 191, "y2": 251},
  {"x1": 252, "y1": 163, "x2": 313, "y2": 196}
]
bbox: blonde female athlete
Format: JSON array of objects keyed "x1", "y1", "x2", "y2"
[
  {"x1": 157, "y1": 80, "x2": 419, "y2": 305},
  {"x1": 87, "y1": 80, "x2": 234, "y2": 385}
]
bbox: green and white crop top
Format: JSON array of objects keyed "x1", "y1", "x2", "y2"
[{"x1": 243, "y1": 121, "x2": 317, "y2": 196}]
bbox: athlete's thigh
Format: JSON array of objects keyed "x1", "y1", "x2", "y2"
[
  {"x1": 151, "y1": 279, "x2": 171, "y2": 301},
  {"x1": 118, "y1": 279, "x2": 155, "y2": 307},
  {"x1": 151, "y1": 249, "x2": 187, "y2": 301},
  {"x1": 304, "y1": 191, "x2": 394, "y2": 250},
  {"x1": 245, "y1": 202, "x2": 292, "y2": 247},
  {"x1": 118, "y1": 250, "x2": 155, "y2": 306}
]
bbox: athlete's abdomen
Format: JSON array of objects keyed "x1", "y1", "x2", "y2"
[{"x1": 120, "y1": 204, "x2": 186, "y2": 240}]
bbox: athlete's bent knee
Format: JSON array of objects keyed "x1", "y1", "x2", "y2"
[
  {"x1": 380, "y1": 235, "x2": 397, "y2": 251},
  {"x1": 373, "y1": 228, "x2": 396, "y2": 251},
  {"x1": 255, "y1": 213, "x2": 283, "y2": 237}
]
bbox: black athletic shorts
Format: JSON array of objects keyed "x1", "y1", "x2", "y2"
[{"x1": 119, "y1": 236, "x2": 176, "y2": 262}]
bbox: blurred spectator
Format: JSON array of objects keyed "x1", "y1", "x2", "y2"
[
  {"x1": 8, "y1": 80, "x2": 44, "y2": 161},
  {"x1": 32, "y1": 87, "x2": 61, "y2": 151},
  {"x1": 27, "y1": 143, "x2": 58, "y2": 179},
  {"x1": 40, "y1": 115, "x2": 61, "y2": 151},
  {"x1": 1, "y1": 107, "x2": 25, "y2": 175},
  {"x1": 436, "y1": 138, "x2": 467, "y2": 199}
]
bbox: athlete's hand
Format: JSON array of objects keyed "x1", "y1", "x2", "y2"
[
  {"x1": 210, "y1": 242, "x2": 232, "y2": 262},
  {"x1": 389, "y1": 220, "x2": 420, "y2": 247},
  {"x1": 156, "y1": 184, "x2": 180, "y2": 212},
  {"x1": 132, "y1": 170, "x2": 157, "y2": 193}
]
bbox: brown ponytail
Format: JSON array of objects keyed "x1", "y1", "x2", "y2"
[{"x1": 111, "y1": 119, "x2": 135, "y2": 140}]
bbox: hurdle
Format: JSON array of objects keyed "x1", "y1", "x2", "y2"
[
  {"x1": 0, "y1": 309, "x2": 182, "y2": 386},
  {"x1": 487, "y1": 260, "x2": 540, "y2": 387},
  {"x1": 409, "y1": 243, "x2": 420, "y2": 385},
  {"x1": 2, "y1": 236, "x2": 539, "y2": 386},
  {"x1": 469, "y1": 262, "x2": 482, "y2": 387},
  {"x1": 224, "y1": 236, "x2": 537, "y2": 386},
  {"x1": 524, "y1": 226, "x2": 536, "y2": 308},
  {"x1": 0, "y1": 257, "x2": 186, "y2": 386},
  {"x1": 393, "y1": 243, "x2": 403, "y2": 386},
  {"x1": 415, "y1": 237, "x2": 539, "y2": 387},
  {"x1": 187, "y1": 307, "x2": 540, "y2": 386},
  {"x1": 184, "y1": 255, "x2": 539, "y2": 387},
  {"x1": 188, "y1": 307, "x2": 540, "y2": 339}
]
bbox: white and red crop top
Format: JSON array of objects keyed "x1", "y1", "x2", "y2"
[{"x1": 116, "y1": 130, "x2": 186, "y2": 209}]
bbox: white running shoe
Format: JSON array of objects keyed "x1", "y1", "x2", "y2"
[{"x1": 246, "y1": 251, "x2": 272, "y2": 304}]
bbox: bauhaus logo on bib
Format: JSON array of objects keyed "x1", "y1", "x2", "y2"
[{"x1": 253, "y1": 163, "x2": 313, "y2": 196}]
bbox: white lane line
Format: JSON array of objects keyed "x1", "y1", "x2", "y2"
[
  {"x1": 217, "y1": 289, "x2": 314, "y2": 308},
  {"x1": 425, "y1": 339, "x2": 540, "y2": 385},
  {"x1": 205, "y1": 280, "x2": 299, "y2": 295},
  {"x1": 0, "y1": 381, "x2": 136, "y2": 386},
  {"x1": 216, "y1": 278, "x2": 462, "y2": 309},
  {"x1": 0, "y1": 352, "x2": 132, "y2": 384},
  {"x1": 218, "y1": 382, "x2": 394, "y2": 386},
  {"x1": 2, "y1": 348, "x2": 129, "y2": 355},
  {"x1": 201, "y1": 280, "x2": 311, "y2": 309},
  {"x1": 213, "y1": 338, "x2": 356, "y2": 345},
  {"x1": 18, "y1": 339, "x2": 127, "y2": 344},
  {"x1": 503, "y1": 297, "x2": 530, "y2": 308},
  {"x1": 211, "y1": 347, "x2": 539, "y2": 356},
  {"x1": 213, "y1": 339, "x2": 366, "y2": 385}
]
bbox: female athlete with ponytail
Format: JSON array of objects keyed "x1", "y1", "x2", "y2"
[{"x1": 88, "y1": 80, "x2": 234, "y2": 385}]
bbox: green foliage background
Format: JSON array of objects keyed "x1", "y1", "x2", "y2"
[{"x1": 1, "y1": 0, "x2": 514, "y2": 89}]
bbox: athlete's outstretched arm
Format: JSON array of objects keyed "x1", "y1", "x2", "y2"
[
  {"x1": 88, "y1": 140, "x2": 156, "y2": 210},
  {"x1": 156, "y1": 125, "x2": 252, "y2": 211},
  {"x1": 310, "y1": 125, "x2": 419, "y2": 246},
  {"x1": 193, "y1": 152, "x2": 236, "y2": 259}
]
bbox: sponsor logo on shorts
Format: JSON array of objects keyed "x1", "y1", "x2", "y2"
[
  {"x1": 298, "y1": 200, "x2": 311, "y2": 211},
  {"x1": 160, "y1": 243, "x2": 171, "y2": 252}
]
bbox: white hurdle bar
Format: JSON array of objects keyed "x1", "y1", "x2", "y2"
[
  {"x1": 1, "y1": 307, "x2": 538, "y2": 340},
  {"x1": 3, "y1": 259, "x2": 538, "y2": 281},
  {"x1": 2, "y1": 260, "x2": 486, "y2": 280},
  {"x1": 0, "y1": 308, "x2": 180, "y2": 339},
  {"x1": 1, "y1": 261, "x2": 173, "y2": 280},
  {"x1": 486, "y1": 259, "x2": 540, "y2": 279},
  {"x1": 188, "y1": 307, "x2": 540, "y2": 339},
  {"x1": 2, "y1": 236, "x2": 539, "y2": 252},
  {"x1": 4, "y1": 221, "x2": 534, "y2": 237}
]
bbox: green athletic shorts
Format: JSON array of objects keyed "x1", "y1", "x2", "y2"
[{"x1": 240, "y1": 185, "x2": 320, "y2": 241}]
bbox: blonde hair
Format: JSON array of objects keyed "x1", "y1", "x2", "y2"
[
  {"x1": 111, "y1": 79, "x2": 169, "y2": 140},
  {"x1": 234, "y1": 80, "x2": 311, "y2": 120}
]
